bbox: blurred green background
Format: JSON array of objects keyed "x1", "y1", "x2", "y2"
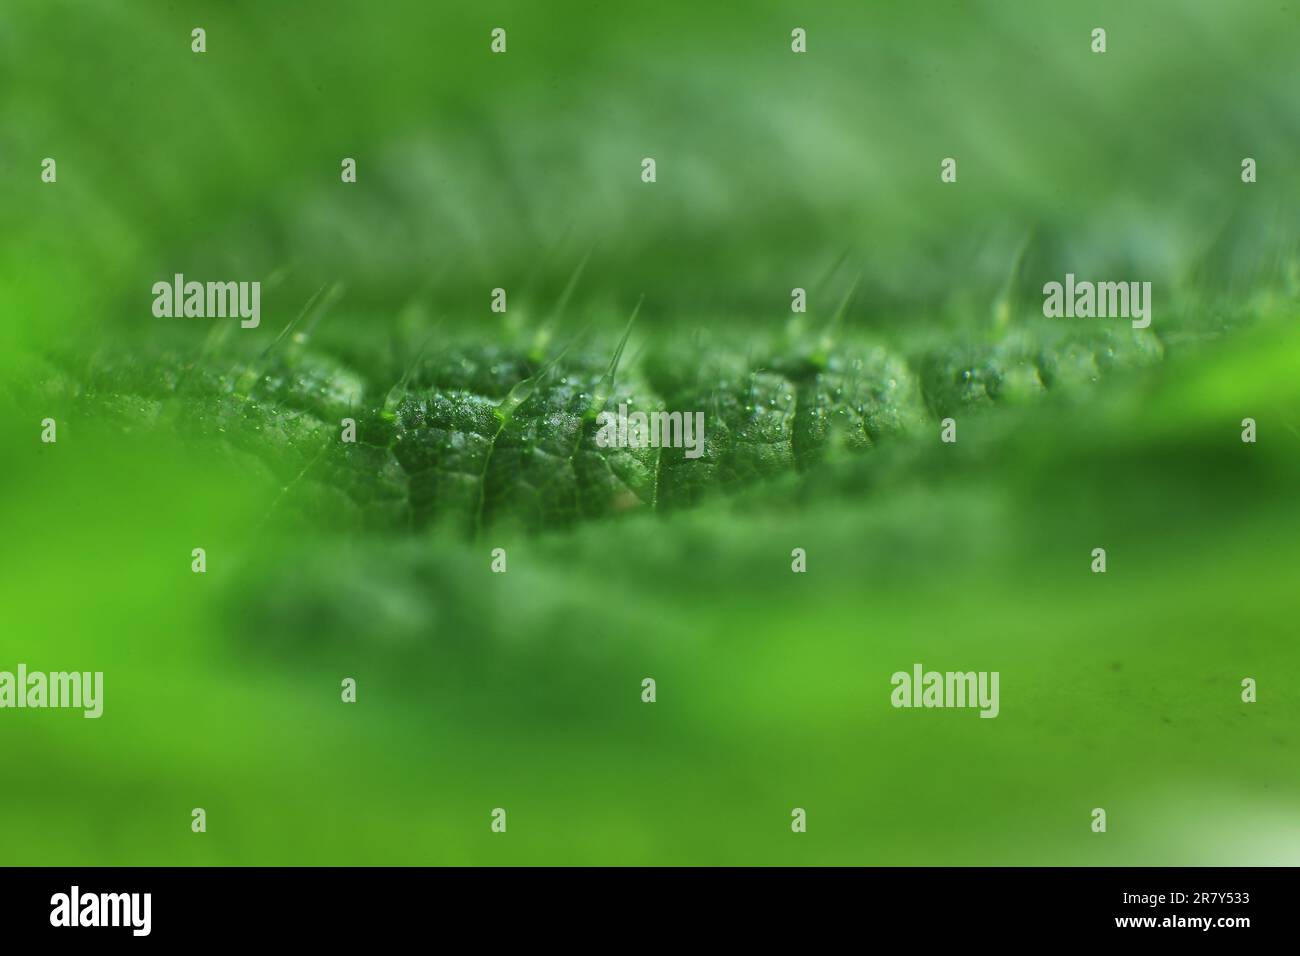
[{"x1": 1, "y1": 0, "x2": 1298, "y2": 864}]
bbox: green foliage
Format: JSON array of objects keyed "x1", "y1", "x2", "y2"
[{"x1": 3, "y1": 0, "x2": 1299, "y2": 866}]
